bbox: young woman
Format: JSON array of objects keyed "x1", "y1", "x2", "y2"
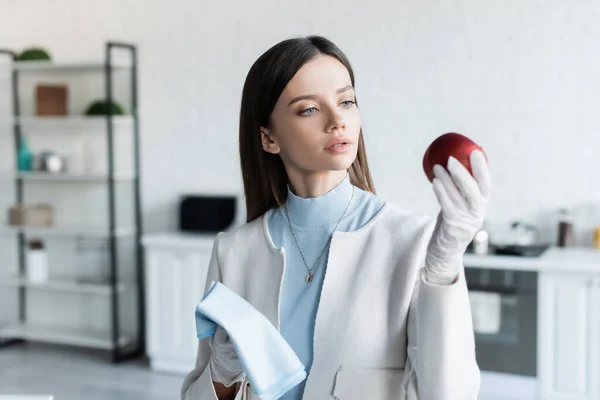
[{"x1": 182, "y1": 35, "x2": 490, "y2": 400}]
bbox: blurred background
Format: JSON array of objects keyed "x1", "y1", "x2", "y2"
[{"x1": 0, "y1": 1, "x2": 599, "y2": 399}]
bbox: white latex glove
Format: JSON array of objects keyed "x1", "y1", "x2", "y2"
[
  {"x1": 425, "y1": 150, "x2": 492, "y2": 285},
  {"x1": 209, "y1": 326, "x2": 245, "y2": 387}
]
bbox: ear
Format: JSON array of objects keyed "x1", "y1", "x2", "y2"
[{"x1": 261, "y1": 127, "x2": 281, "y2": 154}]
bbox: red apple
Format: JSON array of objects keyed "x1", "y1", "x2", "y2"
[{"x1": 423, "y1": 132, "x2": 487, "y2": 182}]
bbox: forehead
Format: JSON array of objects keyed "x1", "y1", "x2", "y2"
[{"x1": 282, "y1": 54, "x2": 352, "y2": 98}]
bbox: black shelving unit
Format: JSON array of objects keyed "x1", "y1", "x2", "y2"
[{"x1": 0, "y1": 42, "x2": 145, "y2": 363}]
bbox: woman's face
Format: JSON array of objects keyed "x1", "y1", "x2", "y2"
[{"x1": 261, "y1": 54, "x2": 361, "y2": 174}]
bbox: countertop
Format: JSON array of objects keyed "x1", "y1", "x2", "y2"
[
  {"x1": 464, "y1": 246, "x2": 600, "y2": 273},
  {"x1": 142, "y1": 232, "x2": 600, "y2": 273},
  {"x1": 142, "y1": 231, "x2": 216, "y2": 250}
]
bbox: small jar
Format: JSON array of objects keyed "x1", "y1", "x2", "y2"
[{"x1": 27, "y1": 239, "x2": 48, "y2": 283}]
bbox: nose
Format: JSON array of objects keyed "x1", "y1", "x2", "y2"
[{"x1": 325, "y1": 108, "x2": 346, "y2": 133}]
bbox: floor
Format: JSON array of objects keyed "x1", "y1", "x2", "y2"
[
  {"x1": 0, "y1": 342, "x2": 183, "y2": 400},
  {"x1": 479, "y1": 371, "x2": 538, "y2": 400},
  {"x1": 0, "y1": 342, "x2": 538, "y2": 400}
]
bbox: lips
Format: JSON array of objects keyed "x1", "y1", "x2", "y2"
[{"x1": 326, "y1": 137, "x2": 351, "y2": 149}]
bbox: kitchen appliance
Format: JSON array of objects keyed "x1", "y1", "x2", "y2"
[
  {"x1": 491, "y1": 244, "x2": 549, "y2": 257},
  {"x1": 475, "y1": 220, "x2": 550, "y2": 257},
  {"x1": 465, "y1": 267, "x2": 538, "y2": 377},
  {"x1": 179, "y1": 195, "x2": 237, "y2": 234},
  {"x1": 493, "y1": 221, "x2": 540, "y2": 247}
]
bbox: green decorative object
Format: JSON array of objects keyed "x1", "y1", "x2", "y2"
[
  {"x1": 17, "y1": 47, "x2": 51, "y2": 61},
  {"x1": 85, "y1": 100, "x2": 126, "y2": 116},
  {"x1": 17, "y1": 136, "x2": 32, "y2": 171}
]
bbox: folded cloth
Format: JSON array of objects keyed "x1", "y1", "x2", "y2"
[
  {"x1": 195, "y1": 281, "x2": 307, "y2": 400},
  {"x1": 208, "y1": 326, "x2": 245, "y2": 387}
]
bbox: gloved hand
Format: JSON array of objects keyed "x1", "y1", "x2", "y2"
[
  {"x1": 209, "y1": 326, "x2": 245, "y2": 387},
  {"x1": 425, "y1": 150, "x2": 492, "y2": 284}
]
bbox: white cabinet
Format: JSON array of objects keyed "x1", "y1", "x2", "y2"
[
  {"x1": 538, "y1": 272, "x2": 600, "y2": 400},
  {"x1": 142, "y1": 233, "x2": 215, "y2": 375}
]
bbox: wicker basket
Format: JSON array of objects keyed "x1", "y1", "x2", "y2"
[{"x1": 8, "y1": 204, "x2": 54, "y2": 226}]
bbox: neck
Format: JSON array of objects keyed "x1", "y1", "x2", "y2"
[
  {"x1": 286, "y1": 169, "x2": 348, "y2": 199},
  {"x1": 284, "y1": 171, "x2": 354, "y2": 228}
]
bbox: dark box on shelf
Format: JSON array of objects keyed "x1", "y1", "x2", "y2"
[{"x1": 36, "y1": 84, "x2": 68, "y2": 116}]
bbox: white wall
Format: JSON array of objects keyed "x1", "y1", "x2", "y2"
[{"x1": 1, "y1": 0, "x2": 599, "y2": 244}]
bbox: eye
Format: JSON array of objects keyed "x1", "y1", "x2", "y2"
[
  {"x1": 341, "y1": 100, "x2": 355, "y2": 108},
  {"x1": 299, "y1": 107, "x2": 317, "y2": 116}
]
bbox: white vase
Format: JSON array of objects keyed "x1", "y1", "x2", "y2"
[{"x1": 27, "y1": 250, "x2": 49, "y2": 283}]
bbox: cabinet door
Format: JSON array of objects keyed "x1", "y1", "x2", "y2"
[
  {"x1": 538, "y1": 273, "x2": 600, "y2": 400},
  {"x1": 145, "y1": 247, "x2": 211, "y2": 373}
]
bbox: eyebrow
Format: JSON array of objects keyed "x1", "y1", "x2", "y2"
[{"x1": 287, "y1": 85, "x2": 354, "y2": 107}]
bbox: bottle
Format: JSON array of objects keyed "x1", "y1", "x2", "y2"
[
  {"x1": 557, "y1": 208, "x2": 574, "y2": 247},
  {"x1": 17, "y1": 135, "x2": 32, "y2": 171},
  {"x1": 472, "y1": 229, "x2": 490, "y2": 255}
]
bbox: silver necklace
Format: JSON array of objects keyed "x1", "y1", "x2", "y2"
[{"x1": 284, "y1": 186, "x2": 355, "y2": 283}]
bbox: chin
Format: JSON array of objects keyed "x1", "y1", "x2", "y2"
[{"x1": 323, "y1": 153, "x2": 356, "y2": 171}]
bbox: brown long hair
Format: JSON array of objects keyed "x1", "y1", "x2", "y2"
[{"x1": 239, "y1": 35, "x2": 376, "y2": 223}]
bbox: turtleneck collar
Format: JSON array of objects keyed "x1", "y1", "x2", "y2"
[{"x1": 283, "y1": 173, "x2": 355, "y2": 228}]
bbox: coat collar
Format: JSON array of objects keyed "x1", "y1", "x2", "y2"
[{"x1": 260, "y1": 202, "x2": 391, "y2": 252}]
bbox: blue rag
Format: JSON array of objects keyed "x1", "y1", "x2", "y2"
[{"x1": 195, "y1": 281, "x2": 307, "y2": 400}]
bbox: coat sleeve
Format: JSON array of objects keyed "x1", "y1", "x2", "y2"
[
  {"x1": 181, "y1": 233, "x2": 245, "y2": 400},
  {"x1": 403, "y1": 263, "x2": 481, "y2": 400}
]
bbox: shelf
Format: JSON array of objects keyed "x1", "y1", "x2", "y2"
[
  {"x1": 12, "y1": 59, "x2": 132, "y2": 72},
  {"x1": 8, "y1": 115, "x2": 133, "y2": 130},
  {"x1": 0, "y1": 322, "x2": 130, "y2": 350},
  {"x1": 2, "y1": 42, "x2": 142, "y2": 360},
  {"x1": 0, "y1": 275, "x2": 127, "y2": 295},
  {"x1": 0, "y1": 225, "x2": 136, "y2": 238},
  {"x1": 16, "y1": 171, "x2": 136, "y2": 182}
]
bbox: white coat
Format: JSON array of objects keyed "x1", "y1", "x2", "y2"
[{"x1": 181, "y1": 202, "x2": 480, "y2": 400}]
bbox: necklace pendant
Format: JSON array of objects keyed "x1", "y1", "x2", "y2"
[{"x1": 305, "y1": 273, "x2": 313, "y2": 283}]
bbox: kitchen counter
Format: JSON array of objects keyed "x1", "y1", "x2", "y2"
[
  {"x1": 141, "y1": 233, "x2": 600, "y2": 273},
  {"x1": 142, "y1": 232, "x2": 216, "y2": 250},
  {"x1": 463, "y1": 246, "x2": 600, "y2": 273}
]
